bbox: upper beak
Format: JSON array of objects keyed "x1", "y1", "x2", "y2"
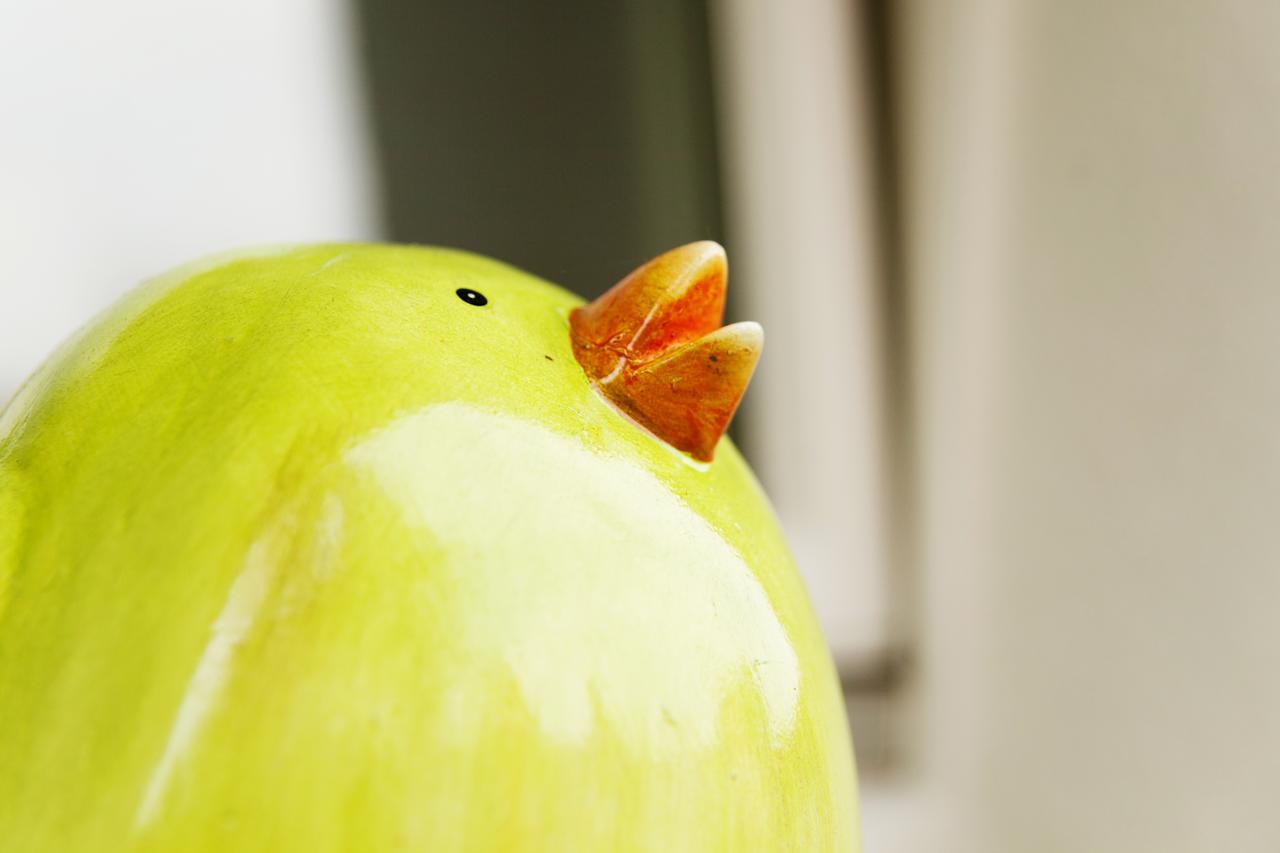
[{"x1": 569, "y1": 241, "x2": 762, "y2": 462}]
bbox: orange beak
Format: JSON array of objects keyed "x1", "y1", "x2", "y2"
[{"x1": 569, "y1": 242, "x2": 762, "y2": 462}]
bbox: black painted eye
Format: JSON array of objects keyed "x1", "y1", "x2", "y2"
[{"x1": 456, "y1": 288, "x2": 488, "y2": 306}]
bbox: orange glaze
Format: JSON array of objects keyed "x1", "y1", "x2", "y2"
[{"x1": 569, "y1": 242, "x2": 763, "y2": 461}]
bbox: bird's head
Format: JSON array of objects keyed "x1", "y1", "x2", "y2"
[{"x1": 312, "y1": 239, "x2": 762, "y2": 465}]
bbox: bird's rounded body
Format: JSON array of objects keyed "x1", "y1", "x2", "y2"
[{"x1": 0, "y1": 244, "x2": 858, "y2": 851}]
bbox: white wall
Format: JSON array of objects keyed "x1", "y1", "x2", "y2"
[
  {"x1": 885, "y1": 1, "x2": 1280, "y2": 850},
  {"x1": 709, "y1": 0, "x2": 893, "y2": 671},
  {"x1": 0, "y1": 0, "x2": 379, "y2": 396}
]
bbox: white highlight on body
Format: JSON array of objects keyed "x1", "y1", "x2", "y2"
[
  {"x1": 314, "y1": 251, "x2": 350, "y2": 274},
  {"x1": 310, "y1": 493, "x2": 345, "y2": 582},
  {"x1": 345, "y1": 402, "x2": 798, "y2": 750},
  {"x1": 133, "y1": 536, "x2": 279, "y2": 830}
]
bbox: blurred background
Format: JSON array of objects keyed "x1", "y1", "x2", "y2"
[{"x1": 4, "y1": 1, "x2": 1279, "y2": 849}]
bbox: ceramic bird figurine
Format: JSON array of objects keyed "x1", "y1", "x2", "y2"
[{"x1": 0, "y1": 242, "x2": 859, "y2": 851}]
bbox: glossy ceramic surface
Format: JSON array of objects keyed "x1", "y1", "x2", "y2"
[{"x1": 0, "y1": 244, "x2": 858, "y2": 851}]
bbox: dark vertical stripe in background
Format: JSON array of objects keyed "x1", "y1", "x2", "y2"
[{"x1": 354, "y1": 0, "x2": 724, "y2": 302}]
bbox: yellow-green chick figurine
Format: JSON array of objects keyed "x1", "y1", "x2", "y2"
[{"x1": 0, "y1": 242, "x2": 859, "y2": 851}]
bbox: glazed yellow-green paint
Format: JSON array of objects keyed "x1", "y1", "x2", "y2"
[{"x1": 0, "y1": 244, "x2": 859, "y2": 851}]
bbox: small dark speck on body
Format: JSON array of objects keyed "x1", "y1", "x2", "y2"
[{"x1": 544, "y1": 355, "x2": 554, "y2": 362}]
